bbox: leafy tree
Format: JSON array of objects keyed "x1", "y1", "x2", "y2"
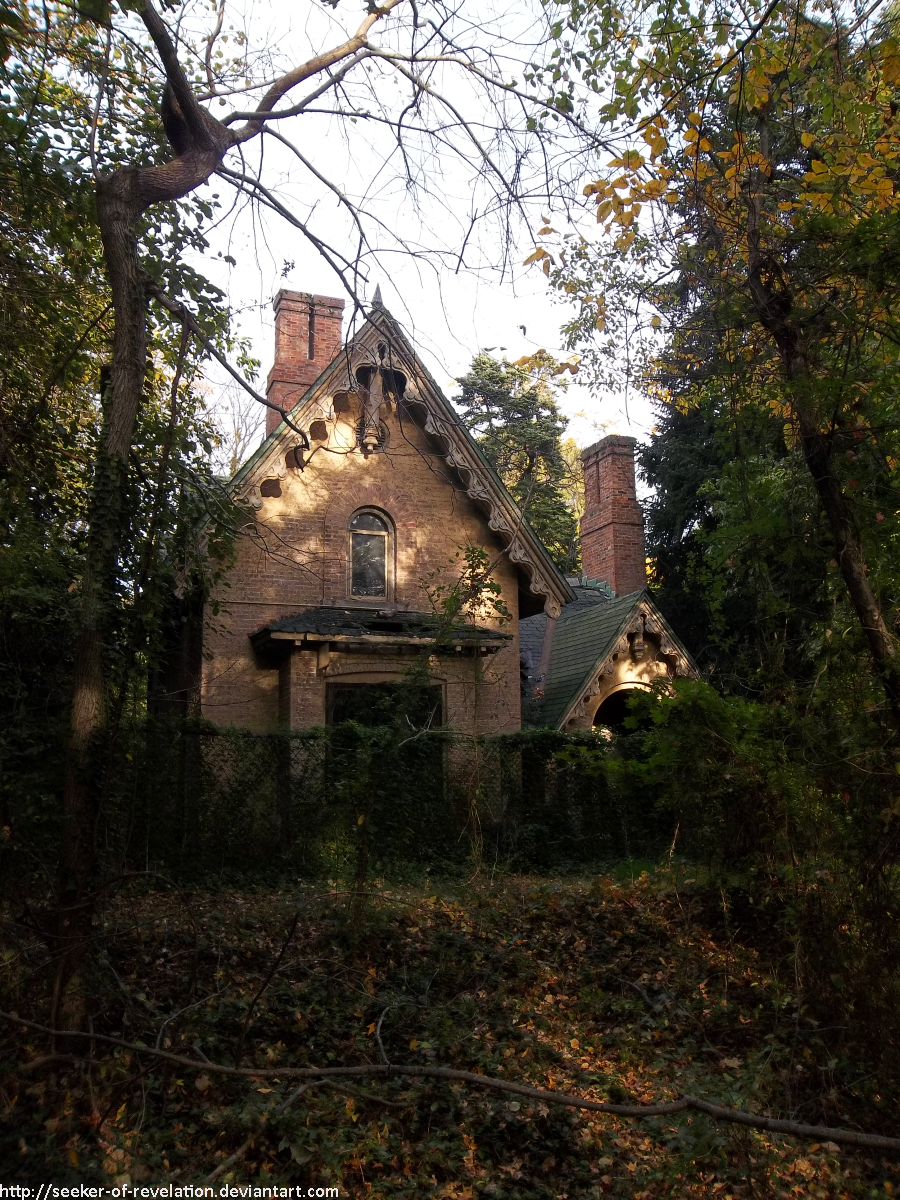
[
  {"x1": 0, "y1": 8, "x2": 239, "y2": 1017},
  {"x1": 639, "y1": 352, "x2": 838, "y2": 691},
  {"x1": 456, "y1": 352, "x2": 580, "y2": 570},
  {"x1": 531, "y1": 0, "x2": 900, "y2": 726},
  {"x1": 0, "y1": 0, "x2": 603, "y2": 1014},
  {"x1": 518, "y1": 0, "x2": 900, "y2": 1076}
]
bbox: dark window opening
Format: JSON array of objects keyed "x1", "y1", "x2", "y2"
[
  {"x1": 350, "y1": 510, "x2": 389, "y2": 599},
  {"x1": 327, "y1": 682, "x2": 443, "y2": 728},
  {"x1": 259, "y1": 478, "x2": 282, "y2": 498},
  {"x1": 307, "y1": 307, "x2": 316, "y2": 360}
]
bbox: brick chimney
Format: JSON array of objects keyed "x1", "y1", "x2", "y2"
[
  {"x1": 580, "y1": 434, "x2": 647, "y2": 596},
  {"x1": 265, "y1": 290, "x2": 345, "y2": 436}
]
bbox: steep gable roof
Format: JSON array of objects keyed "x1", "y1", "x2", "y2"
[
  {"x1": 537, "y1": 590, "x2": 698, "y2": 728},
  {"x1": 230, "y1": 299, "x2": 575, "y2": 617}
]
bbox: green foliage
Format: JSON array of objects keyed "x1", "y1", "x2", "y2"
[
  {"x1": 537, "y1": 0, "x2": 900, "y2": 697},
  {"x1": 639, "y1": 376, "x2": 838, "y2": 683},
  {"x1": 424, "y1": 544, "x2": 511, "y2": 641},
  {"x1": 456, "y1": 353, "x2": 579, "y2": 571},
  {"x1": 0, "y1": 5, "x2": 240, "y2": 865}
]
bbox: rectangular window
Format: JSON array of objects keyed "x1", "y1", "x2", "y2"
[{"x1": 351, "y1": 532, "x2": 386, "y2": 597}]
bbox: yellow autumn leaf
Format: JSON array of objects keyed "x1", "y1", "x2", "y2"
[
  {"x1": 801, "y1": 131, "x2": 815, "y2": 147},
  {"x1": 651, "y1": 315, "x2": 662, "y2": 329},
  {"x1": 641, "y1": 179, "x2": 668, "y2": 198},
  {"x1": 610, "y1": 149, "x2": 645, "y2": 170},
  {"x1": 522, "y1": 247, "x2": 550, "y2": 265}
]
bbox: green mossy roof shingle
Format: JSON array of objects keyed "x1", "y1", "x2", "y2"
[{"x1": 539, "y1": 591, "x2": 645, "y2": 728}]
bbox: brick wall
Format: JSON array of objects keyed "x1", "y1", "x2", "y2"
[
  {"x1": 265, "y1": 291, "x2": 345, "y2": 436},
  {"x1": 202, "y1": 405, "x2": 522, "y2": 734},
  {"x1": 580, "y1": 434, "x2": 646, "y2": 596}
]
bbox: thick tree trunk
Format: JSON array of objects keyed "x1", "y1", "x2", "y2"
[
  {"x1": 51, "y1": 0, "x2": 383, "y2": 1025},
  {"x1": 54, "y1": 148, "x2": 228, "y2": 1024},
  {"x1": 52, "y1": 171, "x2": 149, "y2": 1024},
  {"x1": 745, "y1": 255, "x2": 900, "y2": 726},
  {"x1": 794, "y1": 404, "x2": 900, "y2": 716}
]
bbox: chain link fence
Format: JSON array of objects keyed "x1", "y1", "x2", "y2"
[{"x1": 2, "y1": 721, "x2": 665, "y2": 893}]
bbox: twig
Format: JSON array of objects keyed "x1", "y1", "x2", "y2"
[
  {"x1": 3, "y1": 1011, "x2": 899, "y2": 1152},
  {"x1": 234, "y1": 907, "x2": 303, "y2": 1067},
  {"x1": 146, "y1": 282, "x2": 310, "y2": 444},
  {"x1": 615, "y1": 976, "x2": 662, "y2": 1012},
  {"x1": 375, "y1": 1005, "x2": 393, "y2": 1065},
  {"x1": 204, "y1": 1077, "x2": 408, "y2": 1183},
  {"x1": 206, "y1": 1079, "x2": 325, "y2": 1183}
]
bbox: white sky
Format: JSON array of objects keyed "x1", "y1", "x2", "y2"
[{"x1": 185, "y1": 0, "x2": 656, "y2": 454}]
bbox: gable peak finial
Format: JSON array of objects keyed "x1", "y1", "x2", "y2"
[{"x1": 371, "y1": 284, "x2": 384, "y2": 307}]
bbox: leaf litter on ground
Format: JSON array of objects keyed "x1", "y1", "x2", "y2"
[{"x1": 1, "y1": 868, "x2": 898, "y2": 1196}]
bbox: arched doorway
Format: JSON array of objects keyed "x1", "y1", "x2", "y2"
[{"x1": 592, "y1": 685, "x2": 651, "y2": 732}]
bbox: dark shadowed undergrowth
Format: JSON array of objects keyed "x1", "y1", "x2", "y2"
[{"x1": 2, "y1": 870, "x2": 899, "y2": 1196}]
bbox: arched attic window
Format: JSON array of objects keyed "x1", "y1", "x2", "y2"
[{"x1": 349, "y1": 509, "x2": 392, "y2": 600}]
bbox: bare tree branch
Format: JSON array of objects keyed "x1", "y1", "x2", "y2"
[
  {"x1": 4, "y1": 1011, "x2": 899, "y2": 1153},
  {"x1": 230, "y1": 0, "x2": 407, "y2": 142},
  {"x1": 147, "y1": 282, "x2": 310, "y2": 442},
  {"x1": 221, "y1": 55, "x2": 370, "y2": 126}
]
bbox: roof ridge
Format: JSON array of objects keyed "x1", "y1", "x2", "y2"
[{"x1": 230, "y1": 304, "x2": 575, "y2": 616}]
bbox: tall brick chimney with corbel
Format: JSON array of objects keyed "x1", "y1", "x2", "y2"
[
  {"x1": 580, "y1": 434, "x2": 647, "y2": 596},
  {"x1": 265, "y1": 290, "x2": 345, "y2": 436}
]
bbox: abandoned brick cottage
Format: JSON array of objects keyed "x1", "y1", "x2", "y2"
[{"x1": 197, "y1": 289, "x2": 695, "y2": 734}]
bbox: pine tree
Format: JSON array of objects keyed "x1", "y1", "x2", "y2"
[{"x1": 455, "y1": 352, "x2": 579, "y2": 571}]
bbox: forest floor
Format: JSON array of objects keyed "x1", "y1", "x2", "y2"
[{"x1": 1, "y1": 866, "x2": 898, "y2": 1197}]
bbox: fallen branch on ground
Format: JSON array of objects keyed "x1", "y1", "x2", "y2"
[{"x1": 3, "y1": 1010, "x2": 898, "y2": 1153}]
